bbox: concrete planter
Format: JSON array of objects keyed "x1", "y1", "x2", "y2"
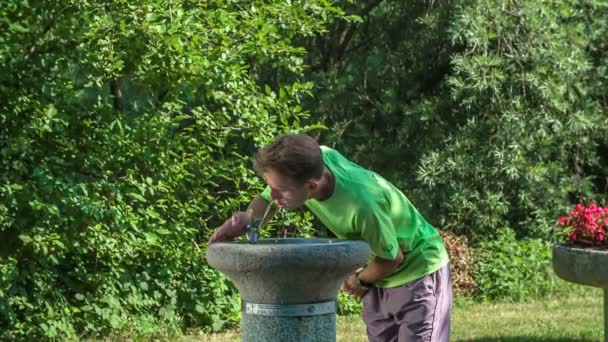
[
  {"x1": 206, "y1": 238, "x2": 370, "y2": 342},
  {"x1": 552, "y1": 244, "x2": 608, "y2": 341}
]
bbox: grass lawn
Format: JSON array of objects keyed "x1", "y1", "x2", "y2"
[{"x1": 179, "y1": 288, "x2": 604, "y2": 342}]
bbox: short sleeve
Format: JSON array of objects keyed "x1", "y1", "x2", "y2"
[
  {"x1": 260, "y1": 186, "x2": 272, "y2": 203},
  {"x1": 356, "y1": 209, "x2": 399, "y2": 260}
]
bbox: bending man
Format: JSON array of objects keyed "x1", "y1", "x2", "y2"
[{"x1": 209, "y1": 134, "x2": 451, "y2": 342}]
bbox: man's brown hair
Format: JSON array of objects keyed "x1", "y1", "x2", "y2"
[{"x1": 254, "y1": 134, "x2": 324, "y2": 184}]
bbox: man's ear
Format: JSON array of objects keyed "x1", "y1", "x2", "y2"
[{"x1": 306, "y1": 178, "x2": 319, "y2": 192}]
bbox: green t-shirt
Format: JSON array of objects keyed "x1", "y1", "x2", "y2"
[{"x1": 261, "y1": 146, "x2": 449, "y2": 288}]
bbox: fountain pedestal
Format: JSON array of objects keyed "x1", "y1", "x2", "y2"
[{"x1": 206, "y1": 238, "x2": 370, "y2": 342}]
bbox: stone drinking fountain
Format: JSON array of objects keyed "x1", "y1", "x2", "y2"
[{"x1": 206, "y1": 237, "x2": 370, "y2": 342}]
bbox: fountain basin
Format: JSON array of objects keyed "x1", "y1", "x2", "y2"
[{"x1": 206, "y1": 238, "x2": 370, "y2": 342}]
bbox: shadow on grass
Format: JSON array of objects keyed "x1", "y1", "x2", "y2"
[{"x1": 457, "y1": 338, "x2": 597, "y2": 342}]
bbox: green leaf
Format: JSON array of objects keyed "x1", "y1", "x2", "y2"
[
  {"x1": 18, "y1": 235, "x2": 32, "y2": 244},
  {"x1": 10, "y1": 183, "x2": 23, "y2": 191},
  {"x1": 128, "y1": 193, "x2": 146, "y2": 202},
  {"x1": 144, "y1": 232, "x2": 160, "y2": 246},
  {"x1": 139, "y1": 281, "x2": 149, "y2": 291}
]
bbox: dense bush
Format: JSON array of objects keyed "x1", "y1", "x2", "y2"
[
  {"x1": 473, "y1": 229, "x2": 557, "y2": 302},
  {"x1": 305, "y1": 0, "x2": 608, "y2": 242},
  {"x1": 416, "y1": 0, "x2": 608, "y2": 241},
  {"x1": 0, "y1": 1, "x2": 340, "y2": 339}
]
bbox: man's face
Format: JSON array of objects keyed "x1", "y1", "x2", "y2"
[{"x1": 264, "y1": 170, "x2": 310, "y2": 209}]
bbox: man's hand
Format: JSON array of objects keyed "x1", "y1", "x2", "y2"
[
  {"x1": 208, "y1": 211, "x2": 252, "y2": 243},
  {"x1": 340, "y1": 272, "x2": 368, "y2": 300}
]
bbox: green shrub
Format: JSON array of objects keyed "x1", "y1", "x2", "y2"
[
  {"x1": 415, "y1": 0, "x2": 608, "y2": 241},
  {"x1": 0, "y1": 0, "x2": 342, "y2": 339},
  {"x1": 473, "y1": 229, "x2": 557, "y2": 302},
  {"x1": 305, "y1": 0, "x2": 608, "y2": 242},
  {"x1": 336, "y1": 291, "x2": 362, "y2": 316}
]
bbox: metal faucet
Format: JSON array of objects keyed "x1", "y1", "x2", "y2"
[
  {"x1": 245, "y1": 202, "x2": 273, "y2": 244},
  {"x1": 245, "y1": 218, "x2": 262, "y2": 244}
]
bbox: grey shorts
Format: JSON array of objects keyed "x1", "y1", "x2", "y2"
[{"x1": 362, "y1": 264, "x2": 452, "y2": 342}]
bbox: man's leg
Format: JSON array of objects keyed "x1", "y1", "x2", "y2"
[
  {"x1": 385, "y1": 264, "x2": 452, "y2": 342},
  {"x1": 430, "y1": 264, "x2": 452, "y2": 342},
  {"x1": 362, "y1": 287, "x2": 399, "y2": 342}
]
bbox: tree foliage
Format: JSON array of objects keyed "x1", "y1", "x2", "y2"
[
  {"x1": 0, "y1": 0, "x2": 339, "y2": 339},
  {"x1": 304, "y1": 0, "x2": 608, "y2": 241},
  {"x1": 1, "y1": 0, "x2": 607, "y2": 338}
]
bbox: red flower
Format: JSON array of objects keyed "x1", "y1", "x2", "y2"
[{"x1": 557, "y1": 202, "x2": 608, "y2": 246}]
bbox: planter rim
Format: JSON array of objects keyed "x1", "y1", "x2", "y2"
[
  {"x1": 553, "y1": 243, "x2": 608, "y2": 254},
  {"x1": 552, "y1": 243, "x2": 608, "y2": 288}
]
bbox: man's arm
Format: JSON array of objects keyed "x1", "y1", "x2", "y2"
[
  {"x1": 208, "y1": 195, "x2": 276, "y2": 243},
  {"x1": 357, "y1": 248, "x2": 404, "y2": 285},
  {"x1": 341, "y1": 249, "x2": 404, "y2": 299}
]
